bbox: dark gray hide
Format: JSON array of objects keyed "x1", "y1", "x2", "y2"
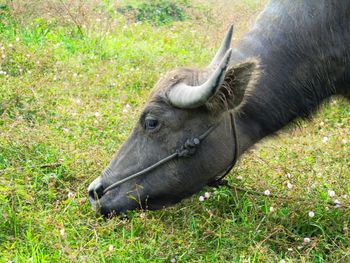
[{"x1": 88, "y1": 0, "x2": 350, "y2": 216}]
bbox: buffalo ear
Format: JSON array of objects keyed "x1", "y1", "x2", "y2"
[{"x1": 206, "y1": 59, "x2": 260, "y2": 113}]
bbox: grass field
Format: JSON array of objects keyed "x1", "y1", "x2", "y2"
[{"x1": 1, "y1": 0, "x2": 349, "y2": 262}]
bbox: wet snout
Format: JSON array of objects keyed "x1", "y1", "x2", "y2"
[{"x1": 88, "y1": 176, "x2": 105, "y2": 205}]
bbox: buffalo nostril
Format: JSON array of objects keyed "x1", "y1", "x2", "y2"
[
  {"x1": 89, "y1": 184, "x2": 104, "y2": 203},
  {"x1": 88, "y1": 177, "x2": 105, "y2": 205}
]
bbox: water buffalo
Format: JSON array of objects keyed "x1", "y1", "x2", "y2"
[{"x1": 88, "y1": 0, "x2": 350, "y2": 216}]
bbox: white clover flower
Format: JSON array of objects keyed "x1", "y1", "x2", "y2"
[
  {"x1": 60, "y1": 228, "x2": 65, "y2": 236},
  {"x1": 308, "y1": 211, "x2": 315, "y2": 218},
  {"x1": 269, "y1": 206, "x2": 275, "y2": 213},
  {"x1": 73, "y1": 73, "x2": 78, "y2": 78},
  {"x1": 319, "y1": 121, "x2": 325, "y2": 126},
  {"x1": 108, "y1": 245, "x2": 114, "y2": 251},
  {"x1": 286, "y1": 173, "x2": 291, "y2": 179},
  {"x1": 170, "y1": 258, "x2": 176, "y2": 263},
  {"x1": 94, "y1": 112, "x2": 101, "y2": 118},
  {"x1": 328, "y1": 190, "x2": 335, "y2": 197},
  {"x1": 67, "y1": 192, "x2": 74, "y2": 198},
  {"x1": 16, "y1": 37, "x2": 20, "y2": 42},
  {"x1": 279, "y1": 260, "x2": 286, "y2": 263},
  {"x1": 8, "y1": 43, "x2": 13, "y2": 48},
  {"x1": 199, "y1": 196, "x2": 205, "y2": 202},
  {"x1": 123, "y1": 104, "x2": 131, "y2": 114},
  {"x1": 139, "y1": 212, "x2": 146, "y2": 219},
  {"x1": 204, "y1": 192, "x2": 211, "y2": 199},
  {"x1": 341, "y1": 139, "x2": 347, "y2": 144},
  {"x1": 334, "y1": 199, "x2": 341, "y2": 208},
  {"x1": 287, "y1": 182, "x2": 293, "y2": 190},
  {"x1": 236, "y1": 175, "x2": 243, "y2": 180},
  {"x1": 264, "y1": 190, "x2": 271, "y2": 196},
  {"x1": 63, "y1": 128, "x2": 69, "y2": 133},
  {"x1": 303, "y1": 237, "x2": 311, "y2": 243},
  {"x1": 322, "y1": 136, "x2": 329, "y2": 143}
]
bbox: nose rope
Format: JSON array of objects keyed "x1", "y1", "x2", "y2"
[
  {"x1": 102, "y1": 111, "x2": 238, "y2": 194},
  {"x1": 208, "y1": 111, "x2": 239, "y2": 186}
]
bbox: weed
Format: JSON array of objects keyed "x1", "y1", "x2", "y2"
[{"x1": 123, "y1": 0, "x2": 189, "y2": 25}]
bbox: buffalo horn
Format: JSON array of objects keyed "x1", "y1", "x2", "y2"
[
  {"x1": 208, "y1": 24, "x2": 233, "y2": 68},
  {"x1": 168, "y1": 49, "x2": 232, "y2": 109}
]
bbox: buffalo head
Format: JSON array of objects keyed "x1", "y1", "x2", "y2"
[{"x1": 88, "y1": 25, "x2": 259, "y2": 216}]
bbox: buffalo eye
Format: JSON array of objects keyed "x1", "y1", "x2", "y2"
[{"x1": 144, "y1": 116, "x2": 159, "y2": 130}]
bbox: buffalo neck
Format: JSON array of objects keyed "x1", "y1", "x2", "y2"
[{"x1": 228, "y1": 0, "x2": 350, "y2": 154}]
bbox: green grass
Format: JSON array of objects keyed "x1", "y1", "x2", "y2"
[{"x1": 1, "y1": 0, "x2": 349, "y2": 262}]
